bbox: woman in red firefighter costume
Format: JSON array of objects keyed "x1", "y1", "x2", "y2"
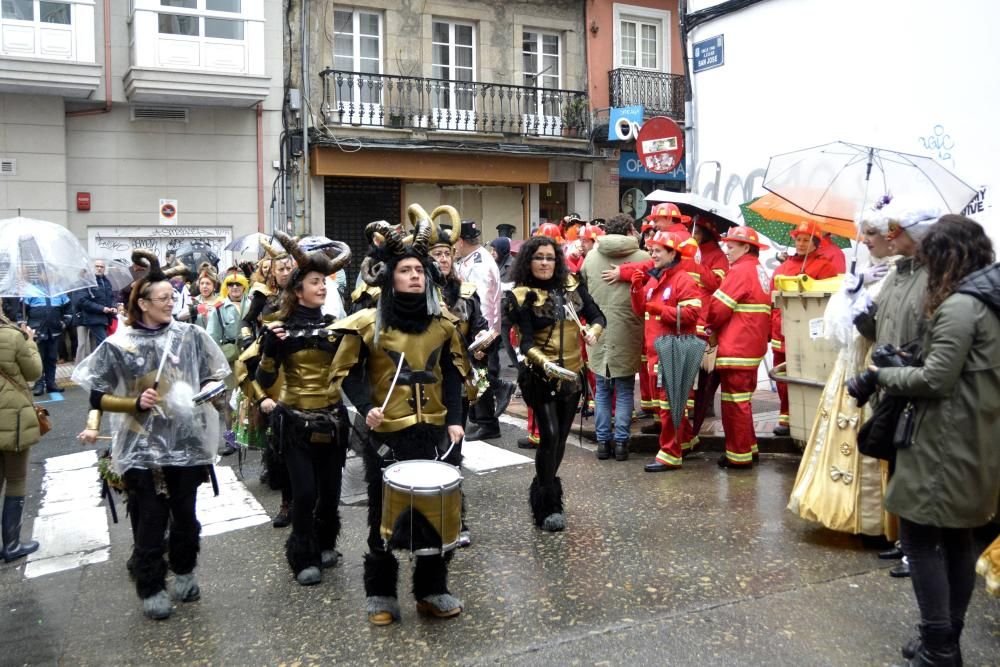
[
  {"x1": 506, "y1": 236, "x2": 606, "y2": 531},
  {"x1": 254, "y1": 232, "x2": 352, "y2": 586},
  {"x1": 630, "y1": 232, "x2": 702, "y2": 471},
  {"x1": 332, "y1": 217, "x2": 470, "y2": 626},
  {"x1": 690, "y1": 216, "x2": 730, "y2": 437},
  {"x1": 769, "y1": 221, "x2": 839, "y2": 436},
  {"x1": 238, "y1": 240, "x2": 295, "y2": 527},
  {"x1": 705, "y1": 226, "x2": 772, "y2": 469}
]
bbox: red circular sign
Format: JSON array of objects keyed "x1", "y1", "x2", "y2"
[
  {"x1": 160, "y1": 203, "x2": 176, "y2": 218},
  {"x1": 636, "y1": 116, "x2": 684, "y2": 174}
]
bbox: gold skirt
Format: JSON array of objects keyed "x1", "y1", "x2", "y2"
[{"x1": 787, "y1": 348, "x2": 891, "y2": 537}]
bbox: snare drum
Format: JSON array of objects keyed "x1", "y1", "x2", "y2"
[{"x1": 380, "y1": 460, "x2": 463, "y2": 555}]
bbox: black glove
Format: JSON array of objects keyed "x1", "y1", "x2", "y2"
[
  {"x1": 846, "y1": 369, "x2": 879, "y2": 407},
  {"x1": 871, "y1": 344, "x2": 910, "y2": 368},
  {"x1": 260, "y1": 328, "x2": 280, "y2": 357}
]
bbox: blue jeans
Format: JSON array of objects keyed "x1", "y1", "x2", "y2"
[{"x1": 594, "y1": 375, "x2": 634, "y2": 443}]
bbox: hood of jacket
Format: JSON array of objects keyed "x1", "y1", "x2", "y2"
[
  {"x1": 597, "y1": 234, "x2": 641, "y2": 259},
  {"x1": 956, "y1": 263, "x2": 1000, "y2": 318}
]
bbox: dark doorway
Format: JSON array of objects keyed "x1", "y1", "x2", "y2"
[{"x1": 324, "y1": 176, "x2": 402, "y2": 286}]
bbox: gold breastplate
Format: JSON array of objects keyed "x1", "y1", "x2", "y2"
[
  {"x1": 368, "y1": 322, "x2": 456, "y2": 432},
  {"x1": 279, "y1": 345, "x2": 339, "y2": 409}
]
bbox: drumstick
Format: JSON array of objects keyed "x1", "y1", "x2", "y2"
[
  {"x1": 380, "y1": 351, "x2": 405, "y2": 412},
  {"x1": 564, "y1": 303, "x2": 584, "y2": 330},
  {"x1": 152, "y1": 328, "x2": 175, "y2": 390}
]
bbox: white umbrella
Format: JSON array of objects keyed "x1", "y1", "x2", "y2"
[
  {"x1": 643, "y1": 190, "x2": 743, "y2": 225},
  {"x1": 0, "y1": 217, "x2": 96, "y2": 297}
]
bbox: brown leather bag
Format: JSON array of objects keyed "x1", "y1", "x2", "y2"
[{"x1": 0, "y1": 365, "x2": 52, "y2": 436}]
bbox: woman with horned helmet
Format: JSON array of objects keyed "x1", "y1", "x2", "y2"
[
  {"x1": 236, "y1": 239, "x2": 295, "y2": 527},
  {"x1": 505, "y1": 235, "x2": 606, "y2": 532},
  {"x1": 331, "y1": 211, "x2": 470, "y2": 626},
  {"x1": 427, "y1": 204, "x2": 489, "y2": 549},
  {"x1": 74, "y1": 250, "x2": 230, "y2": 620},
  {"x1": 254, "y1": 232, "x2": 352, "y2": 586}
]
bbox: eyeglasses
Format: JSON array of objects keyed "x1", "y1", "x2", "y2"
[
  {"x1": 141, "y1": 295, "x2": 176, "y2": 304},
  {"x1": 531, "y1": 255, "x2": 557, "y2": 263}
]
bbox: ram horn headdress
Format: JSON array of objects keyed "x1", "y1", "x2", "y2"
[
  {"x1": 426, "y1": 205, "x2": 461, "y2": 249},
  {"x1": 260, "y1": 236, "x2": 289, "y2": 260},
  {"x1": 131, "y1": 249, "x2": 187, "y2": 284},
  {"x1": 273, "y1": 230, "x2": 351, "y2": 278}
]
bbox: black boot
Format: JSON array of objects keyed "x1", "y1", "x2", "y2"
[
  {"x1": 2, "y1": 496, "x2": 40, "y2": 562},
  {"x1": 32, "y1": 380, "x2": 45, "y2": 397},
  {"x1": 614, "y1": 439, "x2": 629, "y2": 461},
  {"x1": 596, "y1": 441, "x2": 611, "y2": 460},
  {"x1": 904, "y1": 626, "x2": 960, "y2": 666}
]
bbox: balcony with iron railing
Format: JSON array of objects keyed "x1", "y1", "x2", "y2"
[
  {"x1": 318, "y1": 69, "x2": 591, "y2": 139},
  {"x1": 609, "y1": 68, "x2": 685, "y2": 120}
]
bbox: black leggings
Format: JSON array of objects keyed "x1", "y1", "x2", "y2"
[
  {"x1": 899, "y1": 517, "x2": 977, "y2": 636},
  {"x1": 532, "y1": 390, "x2": 581, "y2": 485}
]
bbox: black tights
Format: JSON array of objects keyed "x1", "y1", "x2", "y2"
[
  {"x1": 899, "y1": 517, "x2": 976, "y2": 639},
  {"x1": 533, "y1": 390, "x2": 581, "y2": 486}
]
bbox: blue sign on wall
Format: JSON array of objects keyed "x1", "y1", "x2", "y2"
[
  {"x1": 693, "y1": 35, "x2": 724, "y2": 73},
  {"x1": 608, "y1": 105, "x2": 644, "y2": 141},
  {"x1": 619, "y1": 151, "x2": 686, "y2": 182}
]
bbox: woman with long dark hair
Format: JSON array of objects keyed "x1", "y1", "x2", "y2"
[
  {"x1": 505, "y1": 236, "x2": 606, "y2": 532},
  {"x1": 849, "y1": 215, "x2": 999, "y2": 665},
  {"x1": 254, "y1": 232, "x2": 351, "y2": 586}
]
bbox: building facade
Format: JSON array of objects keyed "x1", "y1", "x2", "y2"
[
  {"x1": 0, "y1": 0, "x2": 284, "y2": 265},
  {"x1": 287, "y1": 0, "x2": 593, "y2": 276},
  {"x1": 586, "y1": 0, "x2": 686, "y2": 223}
]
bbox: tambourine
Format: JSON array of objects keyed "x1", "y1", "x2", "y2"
[
  {"x1": 192, "y1": 380, "x2": 226, "y2": 406},
  {"x1": 468, "y1": 330, "x2": 498, "y2": 354}
]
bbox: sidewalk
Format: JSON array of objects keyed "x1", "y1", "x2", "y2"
[{"x1": 503, "y1": 377, "x2": 799, "y2": 455}]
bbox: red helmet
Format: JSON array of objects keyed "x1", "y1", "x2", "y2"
[
  {"x1": 579, "y1": 224, "x2": 605, "y2": 241},
  {"x1": 534, "y1": 222, "x2": 564, "y2": 241},
  {"x1": 722, "y1": 226, "x2": 769, "y2": 249},
  {"x1": 678, "y1": 236, "x2": 700, "y2": 259},
  {"x1": 790, "y1": 220, "x2": 823, "y2": 241},
  {"x1": 640, "y1": 219, "x2": 657, "y2": 233},
  {"x1": 646, "y1": 230, "x2": 683, "y2": 251},
  {"x1": 647, "y1": 202, "x2": 691, "y2": 223}
]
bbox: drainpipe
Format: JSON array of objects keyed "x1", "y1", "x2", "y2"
[
  {"x1": 300, "y1": 0, "x2": 310, "y2": 234},
  {"x1": 67, "y1": 0, "x2": 112, "y2": 117},
  {"x1": 256, "y1": 102, "x2": 265, "y2": 232}
]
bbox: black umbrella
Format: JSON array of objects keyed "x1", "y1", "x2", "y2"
[{"x1": 172, "y1": 241, "x2": 219, "y2": 277}]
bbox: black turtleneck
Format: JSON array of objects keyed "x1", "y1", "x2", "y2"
[
  {"x1": 381, "y1": 289, "x2": 432, "y2": 333},
  {"x1": 286, "y1": 303, "x2": 326, "y2": 326}
]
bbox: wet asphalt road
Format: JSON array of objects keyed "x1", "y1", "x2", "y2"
[{"x1": 1, "y1": 386, "x2": 997, "y2": 666}]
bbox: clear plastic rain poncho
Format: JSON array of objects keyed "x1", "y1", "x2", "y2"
[{"x1": 72, "y1": 319, "x2": 231, "y2": 473}]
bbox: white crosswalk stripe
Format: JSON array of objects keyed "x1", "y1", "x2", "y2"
[
  {"x1": 460, "y1": 439, "x2": 532, "y2": 474},
  {"x1": 23, "y1": 453, "x2": 271, "y2": 579}
]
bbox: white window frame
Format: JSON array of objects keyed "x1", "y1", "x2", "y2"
[
  {"x1": 612, "y1": 3, "x2": 670, "y2": 73},
  {"x1": 521, "y1": 28, "x2": 563, "y2": 135},
  {"x1": 330, "y1": 6, "x2": 383, "y2": 124},
  {"x1": 155, "y1": 0, "x2": 247, "y2": 43},
  {"x1": 0, "y1": 0, "x2": 76, "y2": 59},
  {"x1": 430, "y1": 18, "x2": 477, "y2": 131}
]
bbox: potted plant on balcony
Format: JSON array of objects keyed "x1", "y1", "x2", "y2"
[{"x1": 561, "y1": 96, "x2": 590, "y2": 138}]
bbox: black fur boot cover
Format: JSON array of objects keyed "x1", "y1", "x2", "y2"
[
  {"x1": 133, "y1": 546, "x2": 169, "y2": 599},
  {"x1": 285, "y1": 532, "x2": 320, "y2": 575},
  {"x1": 363, "y1": 551, "x2": 399, "y2": 598}
]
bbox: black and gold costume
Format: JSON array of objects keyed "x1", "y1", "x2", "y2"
[
  {"x1": 506, "y1": 273, "x2": 605, "y2": 530},
  {"x1": 254, "y1": 231, "x2": 351, "y2": 585},
  {"x1": 333, "y1": 210, "x2": 470, "y2": 625}
]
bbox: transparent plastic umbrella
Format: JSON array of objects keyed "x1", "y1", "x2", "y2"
[
  {"x1": 0, "y1": 217, "x2": 96, "y2": 297},
  {"x1": 103, "y1": 258, "x2": 136, "y2": 293}
]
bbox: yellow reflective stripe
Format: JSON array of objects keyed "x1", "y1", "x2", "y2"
[
  {"x1": 686, "y1": 272, "x2": 704, "y2": 287},
  {"x1": 640, "y1": 399, "x2": 655, "y2": 408},
  {"x1": 528, "y1": 433, "x2": 540, "y2": 443},
  {"x1": 733, "y1": 304, "x2": 770, "y2": 313},
  {"x1": 656, "y1": 399, "x2": 672, "y2": 411},
  {"x1": 678, "y1": 298, "x2": 702, "y2": 307},
  {"x1": 751, "y1": 443, "x2": 759, "y2": 454},
  {"x1": 720, "y1": 391, "x2": 753, "y2": 402},
  {"x1": 713, "y1": 289, "x2": 737, "y2": 309},
  {"x1": 688, "y1": 435, "x2": 701, "y2": 448},
  {"x1": 655, "y1": 450, "x2": 682, "y2": 466},
  {"x1": 716, "y1": 356, "x2": 763, "y2": 368},
  {"x1": 696, "y1": 325, "x2": 706, "y2": 334},
  {"x1": 643, "y1": 312, "x2": 662, "y2": 321},
  {"x1": 712, "y1": 268, "x2": 726, "y2": 278},
  {"x1": 726, "y1": 451, "x2": 754, "y2": 463}
]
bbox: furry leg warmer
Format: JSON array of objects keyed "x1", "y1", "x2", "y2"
[
  {"x1": 363, "y1": 551, "x2": 399, "y2": 598},
  {"x1": 133, "y1": 546, "x2": 169, "y2": 600},
  {"x1": 529, "y1": 477, "x2": 564, "y2": 529},
  {"x1": 285, "y1": 531, "x2": 320, "y2": 575},
  {"x1": 167, "y1": 524, "x2": 201, "y2": 576}
]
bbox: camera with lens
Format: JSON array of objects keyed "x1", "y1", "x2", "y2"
[{"x1": 871, "y1": 344, "x2": 911, "y2": 368}]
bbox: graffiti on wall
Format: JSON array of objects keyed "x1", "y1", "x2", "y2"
[
  {"x1": 88, "y1": 227, "x2": 231, "y2": 266},
  {"x1": 918, "y1": 124, "x2": 956, "y2": 167}
]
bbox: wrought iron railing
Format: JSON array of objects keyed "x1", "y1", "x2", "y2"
[
  {"x1": 609, "y1": 68, "x2": 685, "y2": 120},
  {"x1": 318, "y1": 69, "x2": 590, "y2": 138}
]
